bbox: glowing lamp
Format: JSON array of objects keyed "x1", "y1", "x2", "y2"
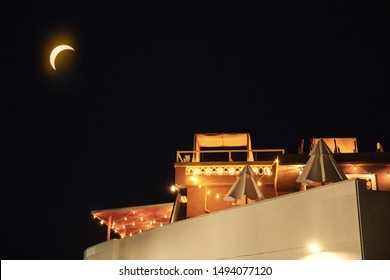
[{"x1": 308, "y1": 244, "x2": 322, "y2": 253}]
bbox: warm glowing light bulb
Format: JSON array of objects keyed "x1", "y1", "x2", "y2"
[
  {"x1": 308, "y1": 244, "x2": 322, "y2": 253},
  {"x1": 216, "y1": 193, "x2": 220, "y2": 199},
  {"x1": 190, "y1": 176, "x2": 198, "y2": 183},
  {"x1": 100, "y1": 220, "x2": 104, "y2": 225},
  {"x1": 170, "y1": 185, "x2": 176, "y2": 192}
]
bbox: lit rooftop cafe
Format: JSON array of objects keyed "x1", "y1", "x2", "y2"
[{"x1": 86, "y1": 132, "x2": 390, "y2": 260}]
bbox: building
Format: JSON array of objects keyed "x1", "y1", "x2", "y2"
[{"x1": 85, "y1": 133, "x2": 390, "y2": 260}]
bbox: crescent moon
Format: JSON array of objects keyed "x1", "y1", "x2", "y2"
[{"x1": 50, "y1": 44, "x2": 75, "y2": 70}]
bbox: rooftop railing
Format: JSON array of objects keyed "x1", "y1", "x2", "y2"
[{"x1": 176, "y1": 149, "x2": 285, "y2": 163}]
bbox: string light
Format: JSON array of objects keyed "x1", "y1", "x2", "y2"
[
  {"x1": 255, "y1": 158, "x2": 278, "y2": 186},
  {"x1": 190, "y1": 176, "x2": 199, "y2": 183},
  {"x1": 93, "y1": 208, "x2": 172, "y2": 238},
  {"x1": 199, "y1": 159, "x2": 279, "y2": 201},
  {"x1": 93, "y1": 161, "x2": 279, "y2": 238},
  {"x1": 344, "y1": 165, "x2": 371, "y2": 174}
]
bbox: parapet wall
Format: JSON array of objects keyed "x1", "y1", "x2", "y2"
[{"x1": 85, "y1": 179, "x2": 364, "y2": 260}]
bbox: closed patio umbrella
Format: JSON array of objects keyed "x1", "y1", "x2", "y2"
[
  {"x1": 296, "y1": 138, "x2": 347, "y2": 186},
  {"x1": 224, "y1": 163, "x2": 263, "y2": 203}
]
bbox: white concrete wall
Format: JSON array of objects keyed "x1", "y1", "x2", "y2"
[{"x1": 84, "y1": 179, "x2": 362, "y2": 260}]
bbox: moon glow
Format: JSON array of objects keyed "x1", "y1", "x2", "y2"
[{"x1": 50, "y1": 44, "x2": 75, "y2": 70}]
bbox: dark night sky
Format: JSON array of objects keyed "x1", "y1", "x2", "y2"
[{"x1": 3, "y1": 1, "x2": 389, "y2": 259}]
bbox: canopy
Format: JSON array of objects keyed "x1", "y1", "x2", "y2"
[
  {"x1": 193, "y1": 132, "x2": 253, "y2": 162},
  {"x1": 91, "y1": 203, "x2": 173, "y2": 240}
]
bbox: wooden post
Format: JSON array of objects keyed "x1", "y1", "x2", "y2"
[
  {"x1": 106, "y1": 216, "x2": 112, "y2": 241},
  {"x1": 204, "y1": 187, "x2": 210, "y2": 213},
  {"x1": 274, "y1": 157, "x2": 279, "y2": 197}
]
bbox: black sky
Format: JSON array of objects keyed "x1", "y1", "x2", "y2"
[{"x1": 3, "y1": 1, "x2": 389, "y2": 259}]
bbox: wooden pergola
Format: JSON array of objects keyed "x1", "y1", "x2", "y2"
[{"x1": 91, "y1": 202, "x2": 173, "y2": 240}]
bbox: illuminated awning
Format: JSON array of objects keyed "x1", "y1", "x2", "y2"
[
  {"x1": 193, "y1": 133, "x2": 253, "y2": 162},
  {"x1": 91, "y1": 202, "x2": 173, "y2": 239}
]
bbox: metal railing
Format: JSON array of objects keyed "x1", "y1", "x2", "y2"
[{"x1": 176, "y1": 149, "x2": 285, "y2": 163}]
